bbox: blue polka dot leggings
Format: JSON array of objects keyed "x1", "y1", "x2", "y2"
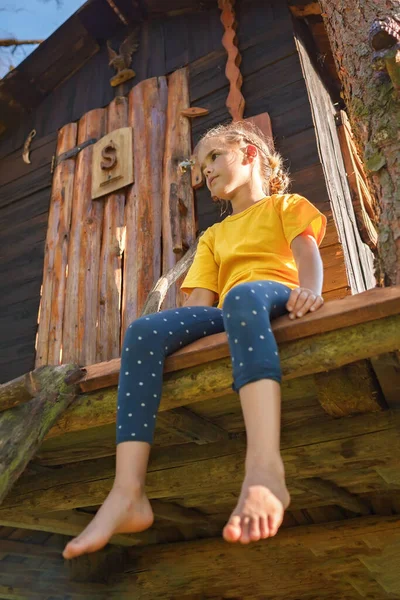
[{"x1": 116, "y1": 280, "x2": 291, "y2": 444}]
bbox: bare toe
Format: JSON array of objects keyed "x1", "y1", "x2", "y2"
[
  {"x1": 223, "y1": 515, "x2": 241, "y2": 543},
  {"x1": 239, "y1": 516, "x2": 251, "y2": 544},
  {"x1": 260, "y1": 516, "x2": 270, "y2": 539},
  {"x1": 249, "y1": 517, "x2": 261, "y2": 542},
  {"x1": 223, "y1": 473, "x2": 289, "y2": 546},
  {"x1": 268, "y1": 511, "x2": 283, "y2": 537}
]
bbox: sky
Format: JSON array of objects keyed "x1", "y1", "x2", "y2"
[{"x1": 0, "y1": 0, "x2": 86, "y2": 77}]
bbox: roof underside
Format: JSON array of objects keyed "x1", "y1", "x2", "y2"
[
  {"x1": 0, "y1": 0, "x2": 335, "y2": 140},
  {"x1": 0, "y1": 0, "x2": 217, "y2": 138}
]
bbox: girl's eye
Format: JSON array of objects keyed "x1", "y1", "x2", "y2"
[{"x1": 202, "y1": 152, "x2": 220, "y2": 173}]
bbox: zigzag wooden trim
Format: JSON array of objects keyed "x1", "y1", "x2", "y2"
[{"x1": 218, "y1": 0, "x2": 245, "y2": 121}]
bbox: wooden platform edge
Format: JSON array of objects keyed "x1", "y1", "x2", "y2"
[{"x1": 79, "y1": 286, "x2": 400, "y2": 393}]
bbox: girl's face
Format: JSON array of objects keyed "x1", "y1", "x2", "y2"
[{"x1": 197, "y1": 137, "x2": 254, "y2": 200}]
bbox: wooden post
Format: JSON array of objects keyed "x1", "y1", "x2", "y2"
[
  {"x1": 121, "y1": 77, "x2": 168, "y2": 337},
  {"x1": 162, "y1": 67, "x2": 196, "y2": 309},
  {"x1": 96, "y1": 97, "x2": 128, "y2": 363},
  {"x1": 62, "y1": 108, "x2": 107, "y2": 365},
  {"x1": 35, "y1": 123, "x2": 78, "y2": 367}
]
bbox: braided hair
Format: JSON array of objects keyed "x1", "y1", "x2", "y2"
[{"x1": 195, "y1": 120, "x2": 290, "y2": 216}]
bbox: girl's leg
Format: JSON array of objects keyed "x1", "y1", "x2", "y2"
[
  {"x1": 63, "y1": 305, "x2": 224, "y2": 559},
  {"x1": 220, "y1": 281, "x2": 291, "y2": 544},
  {"x1": 63, "y1": 440, "x2": 153, "y2": 559}
]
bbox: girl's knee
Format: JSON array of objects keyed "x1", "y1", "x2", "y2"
[
  {"x1": 123, "y1": 314, "x2": 156, "y2": 342},
  {"x1": 223, "y1": 282, "x2": 266, "y2": 312}
]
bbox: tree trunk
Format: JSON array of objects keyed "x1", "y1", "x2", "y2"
[{"x1": 318, "y1": 0, "x2": 400, "y2": 285}]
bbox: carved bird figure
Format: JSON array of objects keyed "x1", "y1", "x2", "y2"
[{"x1": 107, "y1": 27, "x2": 140, "y2": 74}]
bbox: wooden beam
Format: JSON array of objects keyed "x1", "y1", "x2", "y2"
[
  {"x1": 295, "y1": 477, "x2": 371, "y2": 515},
  {"x1": 78, "y1": 286, "x2": 400, "y2": 393},
  {"x1": 0, "y1": 363, "x2": 84, "y2": 413},
  {"x1": 0, "y1": 372, "x2": 40, "y2": 412},
  {"x1": 157, "y1": 407, "x2": 229, "y2": 444},
  {"x1": 0, "y1": 364, "x2": 81, "y2": 505},
  {"x1": 370, "y1": 352, "x2": 400, "y2": 409},
  {"x1": 0, "y1": 538, "x2": 61, "y2": 559},
  {"x1": 289, "y1": 1, "x2": 322, "y2": 18},
  {"x1": 0, "y1": 566, "x2": 106, "y2": 599},
  {"x1": 151, "y1": 499, "x2": 209, "y2": 524},
  {"x1": 32, "y1": 375, "x2": 312, "y2": 467},
  {"x1": 67, "y1": 545, "x2": 130, "y2": 585},
  {"x1": 314, "y1": 360, "x2": 384, "y2": 416},
  {"x1": 0, "y1": 508, "x2": 163, "y2": 547},
  {"x1": 66, "y1": 516, "x2": 400, "y2": 598},
  {"x1": 45, "y1": 312, "x2": 400, "y2": 439},
  {"x1": 0, "y1": 584, "x2": 51, "y2": 600},
  {"x1": 2, "y1": 409, "x2": 399, "y2": 514}
]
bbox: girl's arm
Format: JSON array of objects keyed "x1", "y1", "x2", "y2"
[
  {"x1": 287, "y1": 226, "x2": 324, "y2": 319},
  {"x1": 183, "y1": 287, "x2": 217, "y2": 307}
]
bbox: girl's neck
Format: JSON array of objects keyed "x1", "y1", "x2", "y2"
[{"x1": 229, "y1": 183, "x2": 268, "y2": 216}]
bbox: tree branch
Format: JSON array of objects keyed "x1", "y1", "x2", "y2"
[{"x1": 0, "y1": 39, "x2": 43, "y2": 47}]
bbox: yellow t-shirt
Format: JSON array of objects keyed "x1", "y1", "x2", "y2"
[{"x1": 181, "y1": 194, "x2": 327, "y2": 309}]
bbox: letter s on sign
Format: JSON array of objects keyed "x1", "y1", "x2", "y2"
[{"x1": 101, "y1": 141, "x2": 117, "y2": 170}]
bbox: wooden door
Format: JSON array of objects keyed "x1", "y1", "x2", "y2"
[{"x1": 35, "y1": 68, "x2": 195, "y2": 368}]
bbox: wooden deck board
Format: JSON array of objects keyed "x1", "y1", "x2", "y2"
[{"x1": 79, "y1": 286, "x2": 400, "y2": 393}]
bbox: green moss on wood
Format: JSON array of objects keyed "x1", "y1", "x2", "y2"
[
  {"x1": 365, "y1": 151, "x2": 387, "y2": 172},
  {"x1": 0, "y1": 364, "x2": 80, "y2": 505},
  {"x1": 48, "y1": 314, "x2": 400, "y2": 440}
]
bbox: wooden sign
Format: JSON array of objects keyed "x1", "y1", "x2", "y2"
[{"x1": 91, "y1": 127, "x2": 133, "y2": 199}]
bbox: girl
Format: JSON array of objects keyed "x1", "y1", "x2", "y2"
[{"x1": 63, "y1": 120, "x2": 326, "y2": 559}]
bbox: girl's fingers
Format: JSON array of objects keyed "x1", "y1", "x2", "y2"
[
  {"x1": 288, "y1": 289, "x2": 310, "y2": 316},
  {"x1": 287, "y1": 289, "x2": 324, "y2": 319},
  {"x1": 308, "y1": 295, "x2": 324, "y2": 313},
  {"x1": 295, "y1": 294, "x2": 317, "y2": 317},
  {"x1": 286, "y1": 288, "x2": 303, "y2": 312},
  {"x1": 285, "y1": 289, "x2": 297, "y2": 312}
]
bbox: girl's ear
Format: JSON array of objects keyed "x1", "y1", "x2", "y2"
[{"x1": 245, "y1": 144, "x2": 258, "y2": 159}]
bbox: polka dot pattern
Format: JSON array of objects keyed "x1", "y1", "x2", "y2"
[{"x1": 116, "y1": 281, "x2": 290, "y2": 444}]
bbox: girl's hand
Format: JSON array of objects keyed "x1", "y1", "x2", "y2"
[{"x1": 286, "y1": 287, "x2": 324, "y2": 320}]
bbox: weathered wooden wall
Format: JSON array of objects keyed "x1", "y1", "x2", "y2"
[
  {"x1": 0, "y1": 8, "x2": 223, "y2": 385},
  {"x1": 0, "y1": 0, "x2": 352, "y2": 385},
  {"x1": 0, "y1": 8, "x2": 223, "y2": 161},
  {"x1": 0, "y1": 133, "x2": 56, "y2": 383}
]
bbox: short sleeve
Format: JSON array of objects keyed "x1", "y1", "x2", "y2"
[
  {"x1": 276, "y1": 194, "x2": 327, "y2": 247},
  {"x1": 180, "y1": 228, "x2": 219, "y2": 297}
]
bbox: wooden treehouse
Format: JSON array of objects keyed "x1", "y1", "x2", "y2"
[{"x1": 0, "y1": 0, "x2": 399, "y2": 598}]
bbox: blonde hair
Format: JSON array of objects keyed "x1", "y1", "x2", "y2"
[{"x1": 195, "y1": 120, "x2": 290, "y2": 216}]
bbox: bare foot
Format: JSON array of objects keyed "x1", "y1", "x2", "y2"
[
  {"x1": 62, "y1": 484, "x2": 154, "y2": 559},
  {"x1": 223, "y1": 465, "x2": 290, "y2": 544}
]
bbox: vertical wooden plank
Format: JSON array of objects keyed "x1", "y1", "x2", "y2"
[
  {"x1": 336, "y1": 110, "x2": 378, "y2": 250},
  {"x1": 246, "y1": 112, "x2": 274, "y2": 150},
  {"x1": 218, "y1": 0, "x2": 245, "y2": 121},
  {"x1": 121, "y1": 77, "x2": 168, "y2": 338},
  {"x1": 293, "y1": 25, "x2": 375, "y2": 293},
  {"x1": 35, "y1": 123, "x2": 77, "y2": 367},
  {"x1": 62, "y1": 108, "x2": 107, "y2": 365},
  {"x1": 162, "y1": 67, "x2": 196, "y2": 310},
  {"x1": 96, "y1": 97, "x2": 128, "y2": 363}
]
